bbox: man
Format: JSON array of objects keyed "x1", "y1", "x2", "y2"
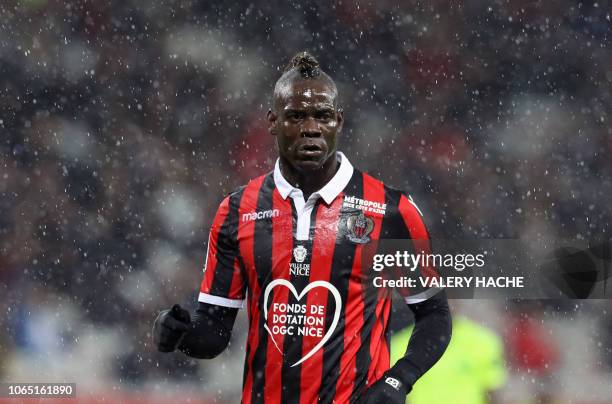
[{"x1": 153, "y1": 52, "x2": 452, "y2": 404}]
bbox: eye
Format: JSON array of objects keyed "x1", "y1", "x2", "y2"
[
  {"x1": 316, "y1": 111, "x2": 334, "y2": 121},
  {"x1": 286, "y1": 111, "x2": 305, "y2": 122}
]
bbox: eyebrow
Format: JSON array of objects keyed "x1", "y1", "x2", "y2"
[{"x1": 283, "y1": 103, "x2": 335, "y2": 111}]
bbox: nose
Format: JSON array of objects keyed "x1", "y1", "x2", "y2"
[{"x1": 300, "y1": 117, "x2": 321, "y2": 138}]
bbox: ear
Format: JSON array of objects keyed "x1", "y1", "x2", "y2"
[
  {"x1": 336, "y1": 107, "x2": 344, "y2": 133},
  {"x1": 267, "y1": 109, "x2": 278, "y2": 136}
]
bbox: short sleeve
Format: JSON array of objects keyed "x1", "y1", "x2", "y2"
[
  {"x1": 397, "y1": 194, "x2": 440, "y2": 304},
  {"x1": 199, "y1": 195, "x2": 246, "y2": 308}
]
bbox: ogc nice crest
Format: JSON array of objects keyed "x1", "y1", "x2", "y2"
[{"x1": 343, "y1": 209, "x2": 374, "y2": 244}]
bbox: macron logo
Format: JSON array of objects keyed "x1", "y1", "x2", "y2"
[{"x1": 242, "y1": 209, "x2": 280, "y2": 221}]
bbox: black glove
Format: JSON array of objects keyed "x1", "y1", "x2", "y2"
[
  {"x1": 360, "y1": 367, "x2": 411, "y2": 404},
  {"x1": 153, "y1": 304, "x2": 192, "y2": 352}
]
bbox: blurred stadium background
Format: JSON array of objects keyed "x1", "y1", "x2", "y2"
[{"x1": 1, "y1": 0, "x2": 611, "y2": 402}]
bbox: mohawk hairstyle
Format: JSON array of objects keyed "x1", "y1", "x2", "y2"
[
  {"x1": 271, "y1": 51, "x2": 338, "y2": 111},
  {"x1": 283, "y1": 51, "x2": 321, "y2": 78}
]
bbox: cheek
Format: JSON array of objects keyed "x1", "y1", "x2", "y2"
[
  {"x1": 323, "y1": 132, "x2": 337, "y2": 148},
  {"x1": 280, "y1": 122, "x2": 304, "y2": 138},
  {"x1": 326, "y1": 120, "x2": 338, "y2": 129},
  {"x1": 281, "y1": 121, "x2": 300, "y2": 135},
  {"x1": 322, "y1": 123, "x2": 339, "y2": 140},
  {"x1": 277, "y1": 126, "x2": 297, "y2": 150}
]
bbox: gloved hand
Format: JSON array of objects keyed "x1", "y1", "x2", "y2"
[
  {"x1": 153, "y1": 304, "x2": 192, "y2": 352},
  {"x1": 360, "y1": 367, "x2": 412, "y2": 404}
]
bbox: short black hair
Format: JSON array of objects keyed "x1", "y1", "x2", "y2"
[{"x1": 283, "y1": 51, "x2": 321, "y2": 78}]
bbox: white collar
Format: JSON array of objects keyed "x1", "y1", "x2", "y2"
[{"x1": 274, "y1": 151, "x2": 354, "y2": 204}]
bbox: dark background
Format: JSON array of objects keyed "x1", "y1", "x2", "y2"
[{"x1": 1, "y1": 0, "x2": 611, "y2": 402}]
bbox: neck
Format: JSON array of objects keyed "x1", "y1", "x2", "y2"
[{"x1": 279, "y1": 153, "x2": 339, "y2": 200}]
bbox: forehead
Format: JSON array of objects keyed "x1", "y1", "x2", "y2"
[{"x1": 276, "y1": 79, "x2": 337, "y2": 109}]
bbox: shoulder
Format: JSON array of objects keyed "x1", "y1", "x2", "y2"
[
  {"x1": 355, "y1": 169, "x2": 423, "y2": 214},
  {"x1": 220, "y1": 172, "x2": 274, "y2": 204},
  {"x1": 213, "y1": 172, "x2": 273, "y2": 216},
  {"x1": 355, "y1": 169, "x2": 431, "y2": 238}
]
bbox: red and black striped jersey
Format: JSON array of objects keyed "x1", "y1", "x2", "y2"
[{"x1": 199, "y1": 152, "x2": 436, "y2": 404}]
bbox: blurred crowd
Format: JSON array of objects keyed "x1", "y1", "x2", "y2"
[{"x1": 1, "y1": 0, "x2": 611, "y2": 402}]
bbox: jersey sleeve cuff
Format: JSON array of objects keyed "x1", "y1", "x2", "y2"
[
  {"x1": 404, "y1": 287, "x2": 442, "y2": 304},
  {"x1": 198, "y1": 292, "x2": 245, "y2": 309}
]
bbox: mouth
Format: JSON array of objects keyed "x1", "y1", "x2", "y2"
[{"x1": 296, "y1": 143, "x2": 325, "y2": 159}]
